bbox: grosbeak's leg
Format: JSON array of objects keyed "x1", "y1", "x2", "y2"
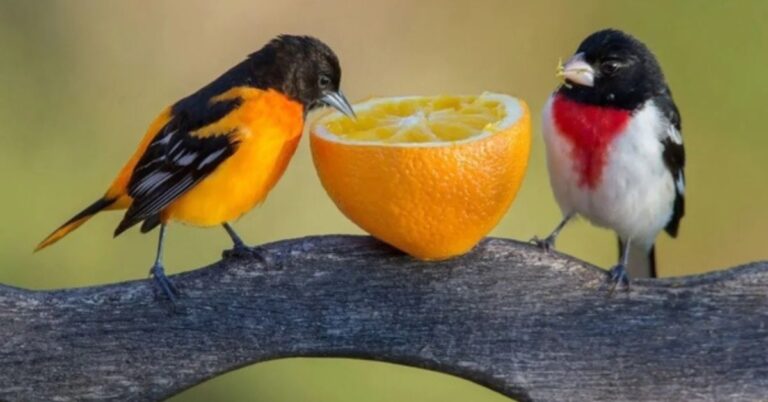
[
  {"x1": 531, "y1": 212, "x2": 574, "y2": 252},
  {"x1": 608, "y1": 238, "x2": 632, "y2": 295},
  {"x1": 221, "y1": 223, "x2": 269, "y2": 264},
  {"x1": 149, "y1": 224, "x2": 179, "y2": 303}
]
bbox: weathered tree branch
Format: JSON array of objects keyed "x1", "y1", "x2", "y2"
[{"x1": 1, "y1": 235, "x2": 766, "y2": 402}]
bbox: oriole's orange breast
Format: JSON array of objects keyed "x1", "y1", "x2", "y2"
[{"x1": 164, "y1": 89, "x2": 304, "y2": 226}]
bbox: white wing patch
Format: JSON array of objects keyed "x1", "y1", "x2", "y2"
[
  {"x1": 676, "y1": 174, "x2": 685, "y2": 195},
  {"x1": 198, "y1": 148, "x2": 227, "y2": 169},
  {"x1": 134, "y1": 172, "x2": 172, "y2": 194},
  {"x1": 173, "y1": 151, "x2": 197, "y2": 166},
  {"x1": 667, "y1": 124, "x2": 683, "y2": 144}
]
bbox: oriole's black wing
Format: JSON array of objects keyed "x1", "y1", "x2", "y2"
[
  {"x1": 654, "y1": 91, "x2": 685, "y2": 237},
  {"x1": 114, "y1": 97, "x2": 242, "y2": 236}
]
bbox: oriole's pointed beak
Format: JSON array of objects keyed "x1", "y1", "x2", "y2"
[
  {"x1": 558, "y1": 52, "x2": 595, "y2": 87},
  {"x1": 322, "y1": 90, "x2": 356, "y2": 119}
]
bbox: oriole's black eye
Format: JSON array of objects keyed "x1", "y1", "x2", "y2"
[
  {"x1": 318, "y1": 75, "x2": 331, "y2": 88},
  {"x1": 601, "y1": 60, "x2": 621, "y2": 75}
]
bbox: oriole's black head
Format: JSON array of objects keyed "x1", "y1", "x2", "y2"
[
  {"x1": 249, "y1": 35, "x2": 354, "y2": 117},
  {"x1": 557, "y1": 29, "x2": 667, "y2": 110}
]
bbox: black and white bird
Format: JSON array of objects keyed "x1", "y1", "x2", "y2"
[{"x1": 535, "y1": 29, "x2": 685, "y2": 289}]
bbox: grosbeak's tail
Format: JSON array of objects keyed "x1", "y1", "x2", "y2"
[
  {"x1": 35, "y1": 197, "x2": 116, "y2": 252},
  {"x1": 619, "y1": 238, "x2": 658, "y2": 279}
]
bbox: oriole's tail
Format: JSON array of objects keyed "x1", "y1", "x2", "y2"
[{"x1": 35, "y1": 197, "x2": 116, "y2": 252}]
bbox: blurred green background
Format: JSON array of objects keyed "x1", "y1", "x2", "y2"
[{"x1": 1, "y1": 1, "x2": 767, "y2": 401}]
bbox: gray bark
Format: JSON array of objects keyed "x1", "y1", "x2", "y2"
[{"x1": 0, "y1": 235, "x2": 766, "y2": 402}]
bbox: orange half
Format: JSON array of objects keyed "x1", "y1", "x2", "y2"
[{"x1": 311, "y1": 93, "x2": 531, "y2": 260}]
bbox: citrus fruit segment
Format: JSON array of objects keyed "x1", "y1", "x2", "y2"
[{"x1": 311, "y1": 93, "x2": 531, "y2": 260}]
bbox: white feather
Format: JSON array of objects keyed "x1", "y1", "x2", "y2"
[
  {"x1": 667, "y1": 125, "x2": 683, "y2": 144},
  {"x1": 198, "y1": 148, "x2": 226, "y2": 169},
  {"x1": 174, "y1": 151, "x2": 196, "y2": 166},
  {"x1": 134, "y1": 172, "x2": 172, "y2": 194}
]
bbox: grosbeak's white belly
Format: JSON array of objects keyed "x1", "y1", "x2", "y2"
[{"x1": 542, "y1": 94, "x2": 676, "y2": 249}]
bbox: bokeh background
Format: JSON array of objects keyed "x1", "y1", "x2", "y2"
[{"x1": 1, "y1": 1, "x2": 767, "y2": 401}]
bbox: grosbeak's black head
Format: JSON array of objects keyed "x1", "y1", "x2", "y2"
[
  {"x1": 250, "y1": 35, "x2": 355, "y2": 117},
  {"x1": 558, "y1": 29, "x2": 666, "y2": 110}
]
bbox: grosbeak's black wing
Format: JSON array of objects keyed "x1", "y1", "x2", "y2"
[
  {"x1": 654, "y1": 91, "x2": 685, "y2": 237},
  {"x1": 114, "y1": 97, "x2": 241, "y2": 236}
]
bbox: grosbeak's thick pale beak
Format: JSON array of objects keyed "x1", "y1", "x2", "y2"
[
  {"x1": 558, "y1": 52, "x2": 595, "y2": 87},
  {"x1": 322, "y1": 90, "x2": 356, "y2": 118}
]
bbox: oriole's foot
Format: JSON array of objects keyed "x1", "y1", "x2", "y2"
[
  {"x1": 223, "y1": 243, "x2": 269, "y2": 265},
  {"x1": 608, "y1": 264, "x2": 631, "y2": 295},
  {"x1": 530, "y1": 235, "x2": 556, "y2": 252},
  {"x1": 149, "y1": 263, "x2": 179, "y2": 304}
]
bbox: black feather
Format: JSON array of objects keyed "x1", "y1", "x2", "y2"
[
  {"x1": 52, "y1": 197, "x2": 115, "y2": 235},
  {"x1": 654, "y1": 94, "x2": 686, "y2": 238},
  {"x1": 140, "y1": 214, "x2": 162, "y2": 233}
]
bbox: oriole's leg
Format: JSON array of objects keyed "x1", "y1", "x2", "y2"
[
  {"x1": 608, "y1": 237, "x2": 632, "y2": 295},
  {"x1": 221, "y1": 223, "x2": 270, "y2": 264},
  {"x1": 531, "y1": 212, "x2": 574, "y2": 252},
  {"x1": 222, "y1": 223, "x2": 248, "y2": 249},
  {"x1": 149, "y1": 223, "x2": 179, "y2": 303}
]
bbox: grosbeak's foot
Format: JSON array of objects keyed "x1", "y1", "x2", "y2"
[
  {"x1": 608, "y1": 264, "x2": 631, "y2": 295},
  {"x1": 149, "y1": 263, "x2": 180, "y2": 304},
  {"x1": 223, "y1": 244, "x2": 270, "y2": 265},
  {"x1": 530, "y1": 235, "x2": 556, "y2": 252}
]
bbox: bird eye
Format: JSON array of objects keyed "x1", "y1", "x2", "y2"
[
  {"x1": 318, "y1": 75, "x2": 331, "y2": 88},
  {"x1": 601, "y1": 61, "x2": 621, "y2": 75}
]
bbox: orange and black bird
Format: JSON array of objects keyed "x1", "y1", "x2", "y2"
[{"x1": 35, "y1": 35, "x2": 355, "y2": 302}]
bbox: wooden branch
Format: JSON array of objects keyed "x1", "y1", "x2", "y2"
[{"x1": 1, "y1": 235, "x2": 766, "y2": 402}]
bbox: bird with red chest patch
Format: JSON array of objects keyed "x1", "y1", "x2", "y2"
[{"x1": 534, "y1": 29, "x2": 685, "y2": 290}]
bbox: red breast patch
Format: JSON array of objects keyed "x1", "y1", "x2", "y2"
[{"x1": 551, "y1": 94, "x2": 631, "y2": 189}]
